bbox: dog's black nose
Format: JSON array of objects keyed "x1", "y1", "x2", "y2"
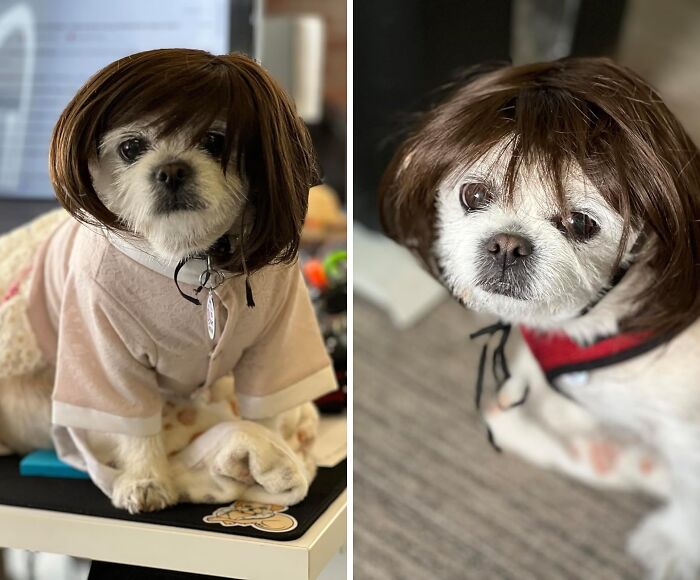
[
  {"x1": 154, "y1": 162, "x2": 192, "y2": 192},
  {"x1": 485, "y1": 233, "x2": 533, "y2": 266}
]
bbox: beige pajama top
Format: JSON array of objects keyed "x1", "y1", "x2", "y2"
[{"x1": 27, "y1": 217, "x2": 336, "y2": 437}]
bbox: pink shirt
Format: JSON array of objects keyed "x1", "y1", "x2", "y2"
[{"x1": 27, "y1": 217, "x2": 336, "y2": 437}]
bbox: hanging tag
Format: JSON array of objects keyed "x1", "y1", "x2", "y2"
[
  {"x1": 201, "y1": 255, "x2": 225, "y2": 342},
  {"x1": 206, "y1": 289, "x2": 216, "y2": 340}
]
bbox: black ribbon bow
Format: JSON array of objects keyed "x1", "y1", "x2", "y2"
[
  {"x1": 469, "y1": 321, "x2": 530, "y2": 451},
  {"x1": 172, "y1": 235, "x2": 255, "y2": 308},
  {"x1": 173, "y1": 258, "x2": 210, "y2": 306}
]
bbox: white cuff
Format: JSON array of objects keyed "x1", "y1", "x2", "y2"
[
  {"x1": 238, "y1": 365, "x2": 337, "y2": 419},
  {"x1": 52, "y1": 401, "x2": 161, "y2": 436}
]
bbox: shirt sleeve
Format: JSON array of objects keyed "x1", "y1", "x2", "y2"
[
  {"x1": 233, "y1": 266, "x2": 337, "y2": 419},
  {"x1": 51, "y1": 275, "x2": 162, "y2": 436}
]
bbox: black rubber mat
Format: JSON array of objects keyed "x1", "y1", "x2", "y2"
[{"x1": 0, "y1": 455, "x2": 346, "y2": 541}]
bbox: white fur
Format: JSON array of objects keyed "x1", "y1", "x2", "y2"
[
  {"x1": 434, "y1": 150, "x2": 700, "y2": 579},
  {"x1": 170, "y1": 420, "x2": 311, "y2": 506},
  {"x1": 0, "y1": 368, "x2": 52, "y2": 454}
]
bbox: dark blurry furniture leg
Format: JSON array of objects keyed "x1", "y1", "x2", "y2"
[{"x1": 88, "y1": 561, "x2": 238, "y2": 579}]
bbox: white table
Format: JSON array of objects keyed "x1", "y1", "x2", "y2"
[
  {"x1": 0, "y1": 489, "x2": 346, "y2": 580},
  {"x1": 0, "y1": 415, "x2": 347, "y2": 579}
]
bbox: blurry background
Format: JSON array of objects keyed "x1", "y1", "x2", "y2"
[
  {"x1": 0, "y1": 0, "x2": 346, "y2": 210},
  {"x1": 0, "y1": 0, "x2": 346, "y2": 578},
  {"x1": 354, "y1": 0, "x2": 699, "y2": 578}
]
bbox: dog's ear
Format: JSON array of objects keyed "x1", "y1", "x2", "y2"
[{"x1": 222, "y1": 54, "x2": 319, "y2": 272}]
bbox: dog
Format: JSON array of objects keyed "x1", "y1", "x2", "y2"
[
  {"x1": 0, "y1": 49, "x2": 336, "y2": 513},
  {"x1": 380, "y1": 57, "x2": 700, "y2": 579}
]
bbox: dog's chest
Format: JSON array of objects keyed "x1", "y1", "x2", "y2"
[
  {"x1": 519, "y1": 323, "x2": 700, "y2": 436},
  {"x1": 553, "y1": 368, "x2": 655, "y2": 434},
  {"x1": 143, "y1": 285, "x2": 260, "y2": 397},
  {"x1": 559, "y1": 320, "x2": 700, "y2": 424}
]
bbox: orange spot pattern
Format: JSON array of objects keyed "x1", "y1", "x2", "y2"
[
  {"x1": 177, "y1": 408, "x2": 197, "y2": 426},
  {"x1": 639, "y1": 456, "x2": 655, "y2": 474},
  {"x1": 588, "y1": 440, "x2": 619, "y2": 475}
]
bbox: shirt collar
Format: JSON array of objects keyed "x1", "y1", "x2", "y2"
[{"x1": 105, "y1": 231, "x2": 206, "y2": 287}]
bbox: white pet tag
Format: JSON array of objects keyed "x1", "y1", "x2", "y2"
[{"x1": 206, "y1": 289, "x2": 216, "y2": 340}]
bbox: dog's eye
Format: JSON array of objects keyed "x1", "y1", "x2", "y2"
[
  {"x1": 203, "y1": 132, "x2": 225, "y2": 158},
  {"x1": 553, "y1": 212, "x2": 600, "y2": 242},
  {"x1": 460, "y1": 183, "x2": 491, "y2": 211},
  {"x1": 118, "y1": 138, "x2": 147, "y2": 162}
]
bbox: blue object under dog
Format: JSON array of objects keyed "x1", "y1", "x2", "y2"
[{"x1": 19, "y1": 449, "x2": 89, "y2": 480}]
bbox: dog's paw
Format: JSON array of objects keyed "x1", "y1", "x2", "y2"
[
  {"x1": 213, "y1": 428, "x2": 306, "y2": 496},
  {"x1": 628, "y1": 509, "x2": 700, "y2": 580},
  {"x1": 112, "y1": 475, "x2": 177, "y2": 514},
  {"x1": 218, "y1": 452, "x2": 256, "y2": 486},
  {"x1": 294, "y1": 402, "x2": 320, "y2": 450}
]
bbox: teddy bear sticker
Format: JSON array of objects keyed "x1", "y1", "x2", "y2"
[{"x1": 203, "y1": 500, "x2": 298, "y2": 533}]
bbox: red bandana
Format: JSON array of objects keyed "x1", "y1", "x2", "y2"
[{"x1": 519, "y1": 326, "x2": 663, "y2": 381}]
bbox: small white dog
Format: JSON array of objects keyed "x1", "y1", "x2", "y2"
[
  {"x1": 0, "y1": 49, "x2": 336, "y2": 513},
  {"x1": 381, "y1": 57, "x2": 700, "y2": 579}
]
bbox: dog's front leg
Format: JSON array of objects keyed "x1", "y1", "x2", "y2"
[
  {"x1": 628, "y1": 428, "x2": 700, "y2": 580},
  {"x1": 110, "y1": 433, "x2": 177, "y2": 514},
  {"x1": 490, "y1": 331, "x2": 540, "y2": 409}
]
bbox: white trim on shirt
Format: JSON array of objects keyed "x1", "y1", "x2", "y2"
[
  {"x1": 238, "y1": 365, "x2": 338, "y2": 419},
  {"x1": 52, "y1": 401, "x2": 162, "y2": 436},
  {"x1": 106, "y1": 231, "x2": 207, "y2": 286}
]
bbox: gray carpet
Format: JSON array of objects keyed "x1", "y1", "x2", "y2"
[{"x1": 354, "y1": 298, "x2": 656, "y2": 580}]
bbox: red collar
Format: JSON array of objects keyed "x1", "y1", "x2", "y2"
[{"x1": 519, "y1": 326, "x2": 664, "y2": 380}]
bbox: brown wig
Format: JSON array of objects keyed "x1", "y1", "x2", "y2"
[
  {"x1": 379, "y1": 57, "x2": 700, "y2": 336},
  {"x1": 49, "y1": 48, "x2": 319, "y2": 273}
]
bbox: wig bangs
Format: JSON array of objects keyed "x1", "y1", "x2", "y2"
[{"x1": 97, "y1": 52, "x2": 257, "y2": 174}]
